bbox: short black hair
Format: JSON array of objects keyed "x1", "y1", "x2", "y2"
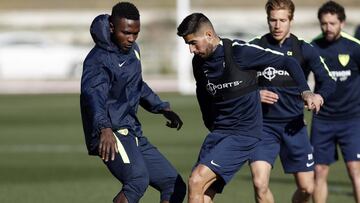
[
  {"x1": 177, "y1": 13, "x2": 212, "y2": 37},
  {"x1": 318, "y1": 1, "x2": 346, "y2": 22},
  {"x1": 111, "y1": 2, "x2": 140, "y2": 21}
]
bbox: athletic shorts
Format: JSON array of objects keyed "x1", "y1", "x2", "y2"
[
  {"x1": 311, "y1": 117, "x2": 360, "y2": 165},
  {"x1": 194, "y1": 132, "x2": 260, "y2": 193},
  {"x1": 104, "y1": 129, "x2": 181, "y2": 202},
  {"x1": 249, "y1": 117, "x2": 314, "y2": 173}
]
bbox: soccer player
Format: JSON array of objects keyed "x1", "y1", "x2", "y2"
[
  {"x1": 80, "y1": 2, "x2": 186, "y2": 203},
  {"x1": 248, "y1": 0, "x2": 335, "y2": 203},
  {"x1": 311, "y1": 1, "x2": 360, "y2": 203},
  {"x1": 177, "y1": 13, "x2": 322, "y2": 203}
]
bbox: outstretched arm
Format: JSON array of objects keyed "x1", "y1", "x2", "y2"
[
  {"x1": 140, "y1": 81, "x2": 183, "y2": 130},
  {"x1": 234, "y1": 42, "x2": 322, "y2": 112}
]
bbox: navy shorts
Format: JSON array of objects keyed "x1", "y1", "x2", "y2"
[
  {"x1": 195, "y1": 132, "x2": 260, "y2": 193},
  {"x1": 104, "y1": 130, "x2": 183, "y2": 202},
  {"x1": 311, "y1": 117, "x2": 360, "y2": 165},
  {"x1": 250, "y1": 117, "x2": 314, "y2": 173}
]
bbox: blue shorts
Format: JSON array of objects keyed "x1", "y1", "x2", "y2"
[
  {"x1": 311, "y1": 117, "x2": 360, "y2": 165},
  {"x1": 104, "y1": 130, "x2": 185, "y2": 203},
  {"x1": 195, "y1": 132, "x2": 260, "y2": 193},
  {"x1": 249, "y1": 117, "x2": 314, "y2": 173}
]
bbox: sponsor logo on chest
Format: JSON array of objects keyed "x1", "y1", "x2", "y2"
[
  {"x1": 206, "y1": 80, "x2": 243, "y2": 95},
  {"x1": 257, "y1": 66, "x2": 290, "y2": 81}
]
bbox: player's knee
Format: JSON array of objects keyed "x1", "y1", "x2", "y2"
[
  {"x1": 315, "y1": 165, "x2": 329, "y2": 178},
  {"x1": 188, "y1": 172, "x2": 205, "y2": 190},
  {"x1": 160, "y1": 175, "x2": 186, "y2": 203},
  {"x1": 121, "y1": 175, "x2": 150, "y2": 203},
  {"x1": 253, "y1": 176, "x2": 269, "y2": 195},
  {"x1": 298, "y1": 184, "x2": 314, "y2": 196},
  {"x1": 346, "y1": 163, "x2": 360, "y2": 181}
]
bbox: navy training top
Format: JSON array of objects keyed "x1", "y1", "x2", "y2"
[
  {"x1": 193, "y1": 39, "x2": 310, "y2": 137},
  {"x1": 250, "y1": 33, "x2": 335, "y2": 122},
  {"x1": 312, "y1": 32, "x2": 360, "y2": 120}
]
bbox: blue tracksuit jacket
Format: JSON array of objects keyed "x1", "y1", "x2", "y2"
[{"x1": 80, "y1": 14, "x2": 169, "y2": 155}]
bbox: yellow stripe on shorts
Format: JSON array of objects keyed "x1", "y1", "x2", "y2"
[{"x1": 113, "y1": 133, "x2": 130, "y2": 164}]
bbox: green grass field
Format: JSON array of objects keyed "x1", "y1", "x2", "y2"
[{"x1": 0, "y1": 93, "x2": 355, "y2": 202}]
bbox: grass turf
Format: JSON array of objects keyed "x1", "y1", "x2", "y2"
[{"x1": 0, "y1": 93, "x2": 354, "y2": 202}]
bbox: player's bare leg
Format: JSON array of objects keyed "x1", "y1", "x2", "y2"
[
  {"x1": 188, "y1": 164, "x2": 217, "y2": 203},
  {"x1": 346, "y1": 161, "x2": 360, "y2": 203},
  {"x1": 250, "y1": 161, "x2": 274, "y2": 203},
  {"x1": 114, "y1": 192, "x2": 128, "y2": 203},
  {"x1": 313, "y1": 164, "x2": 329, "y2": 203},
  {"x1": 204, "y1": 188, "x2": 216, "y2": 203},
  {"x1": 292, "y1": 171, "x2": 314, "y2": 203}
]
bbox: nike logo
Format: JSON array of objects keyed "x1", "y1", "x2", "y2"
[
  {"x1": 306, "y1": 161, "x2": 314, "y2": 167},
  {"x1": 118, "y1": 61, "x2": 126, "y2": 68},
  {"x1": 210, "y1": 160, "x2": 221, "y2": 167}
]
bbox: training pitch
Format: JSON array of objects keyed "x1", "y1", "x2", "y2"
[{"x1": 0, "y1": 93, "x2": 354, "y2": 202}]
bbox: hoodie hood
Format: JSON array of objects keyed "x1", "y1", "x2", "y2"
[{"x1": 90, "y1": 14, "x2": 119, "y2": 52}]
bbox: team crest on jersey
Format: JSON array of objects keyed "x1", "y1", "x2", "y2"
[
  {"x1": 338, "y1": 54, "x2": 350, "y2": 67},
  {"x1": 287, "y1": 51, "x2": 293, "y2": 56}
]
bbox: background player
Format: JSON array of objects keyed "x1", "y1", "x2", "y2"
[
  {"x1": 311, "y1": 1, "x2": 360, "y2": 203},
  {"x1": 248, "y1": 0, "x2": 335, "y2": 202}
]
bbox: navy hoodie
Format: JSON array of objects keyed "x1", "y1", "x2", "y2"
[{"x1": 80, "y1": 14, "x2": 169, "y2": 155}]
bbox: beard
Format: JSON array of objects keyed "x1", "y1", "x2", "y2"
[{"x1": 324, "y1": 30, "x2": 341, "y2": 42}]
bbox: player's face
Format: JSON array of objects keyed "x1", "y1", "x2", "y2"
[
  {"x1": 268, "y1": 9, "x2": 292, "y2": 43},
  {"x1": 110, "y1": 17, "x2": 140, "y2": 53},
  {"x1": 183, "y1": 31, "x2": 214, "y2": 58},
  {"x1": 319, "y1": 13, "x2": 343, "y2": 42}
]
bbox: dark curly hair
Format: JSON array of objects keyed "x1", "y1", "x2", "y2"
[{"x1": 318, "y1": 1, "x2": 346, "y2": 22}]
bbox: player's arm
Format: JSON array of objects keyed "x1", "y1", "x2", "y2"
[
  {"x1": 81, "y1": 61, "x2": 117, "y2": 162},
  {"x1": 192, "y1": 58, "x2": 215, "y2": 131},
  {"x1": 195, "y1": 83, "x2": 215, "y2": 131},
  {"x1": 303, "y1": 43, "x2": 335, "y2": 101},
  {"x1": 234, "y1": 42, "x2": 321, "y2": 112},
  {"x1": 140, "y1": 81, "x2": 183, "y2": 130}
]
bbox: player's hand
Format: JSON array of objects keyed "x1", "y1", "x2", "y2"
[
  {"x1": 302, "y1": 91, "x2": 322, "y2": 114},
  {"x1": 99, "y1": 128, "x2": 118, "y2": 162},
  {"x1": 260, "y1": 90, "x2": 279, "y2": 104},
  {"x1": 314, "y1": 94, "x2": 324, "y2": 106},
  {"x1": 161, "y1": 109, "x2": 183, "y2": 130}
]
